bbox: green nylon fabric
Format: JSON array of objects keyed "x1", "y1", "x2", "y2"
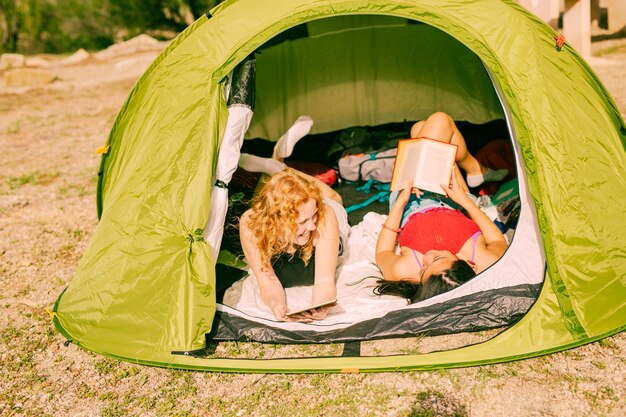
[
  {"x1": 58, "y1": 15, "x2": 226, "y2": 353},
  {"x1": 248, "y1": 18, "x2": 504, "y2": 140},
  {"x1": 54, "y1": 0, "x2": 626, "y2": 371}
]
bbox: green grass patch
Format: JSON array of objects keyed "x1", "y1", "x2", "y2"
[
  {"x1": 94, "y1": 358, "x2": 121, "y2": 376},
  {"x1": 4, "y1": 171, "x2": 60, "y2": 189},
  {"x1": 76, "y1": 382, "x2": 97, "y2": 399},
  {"x1": 0, "y1": 323, "x2": 24, "y2": 345},
  {"x1": 6, "y1": 121, "x2": 21, "y2": 134},
  {"x1": 57, "y1": 182, "x2": 91, "y2": 197},
  {"x1": 218, "y1": 376, "x2": 396, "y2": 417},
  {"x1": 591, "y1": 360, "x2": 606, "y2": 369},
  {"x1": 597, "y1": 337, "x2": 618, "y2": 350},
  {"x1": 100, "y1": 400, "x2": 127, "y2": 417},
  {"x1": 409, "y1": 390, "x2": 468, "y2": 417},
  {"x1": 595, "y1": 43, "x2": 626, "y2": 57}
]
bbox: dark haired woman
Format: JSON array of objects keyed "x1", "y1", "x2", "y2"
[{"x1": 375, "y1": 113, "x2": 508, "y2": 303}]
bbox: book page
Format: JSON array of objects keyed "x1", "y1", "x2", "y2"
[
  {"x1": 413, "y1": 140, "x2": 456, "y2": 194},
  {"x1": 390, "y1": 139, "x2": 422, "y2": 191},
  {"x1": 396, "y1": 141, "x2": 423, "y2": 188},
  {"x1": 390, "y1": 138, "x2": 457, "y2": 193},
  {"x1": 286, "y1": 299, "x2": 337, "y2": 317}
]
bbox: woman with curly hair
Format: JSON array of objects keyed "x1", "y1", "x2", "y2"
[
  {"x1": 375, "y1": 112, "x2": 509, "y2": 303},
  {"x1": 238, "y1": 117, "x2": 349, "y2": 322}
]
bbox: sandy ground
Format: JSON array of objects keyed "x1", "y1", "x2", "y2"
[{"x1": 0, "y1": 39, "x2": 625, "y2": 417}]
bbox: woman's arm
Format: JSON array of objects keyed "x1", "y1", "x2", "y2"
[
  {"x1": 375, "y1": 184, "x2": 420, "y2": 280},
  {"x1": 442, "y1": 167, "x2": 508, "y2": 257},
  {"x1": 239, "y1": 211, "x2": 289, "y2": 321},
  {"x1": 306, "y1": 203, "x2": 340, "y2": 320}
]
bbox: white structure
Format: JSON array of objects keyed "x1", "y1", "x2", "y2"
[
  {"x1": 520, "y1": 0, "x2": 626, "y2": 58},
  {"x1": 518, "y1": 0, "x2": 561, "y2": 28},
  {"x1": 563, "y1": 0, "x2": 591, "y2": 57},
  {"x1": 519, "y1": 0, "x2": 590, "y2": 57}
]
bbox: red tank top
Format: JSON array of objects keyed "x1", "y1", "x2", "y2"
[{"x1": 398, "y1": 207, "x2": 480, "y2": 254}]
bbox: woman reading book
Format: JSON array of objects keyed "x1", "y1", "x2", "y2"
[
  {"x1": 237, "y1": 117, "x2": 349, "y2": 322},
  {"x1": 375, "y1": 112, "x2": 509, "y2": 303}
]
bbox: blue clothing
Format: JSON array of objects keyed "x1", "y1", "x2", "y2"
[{"x1": 389, "y1": 190, "x2": 466, "y2": 228}]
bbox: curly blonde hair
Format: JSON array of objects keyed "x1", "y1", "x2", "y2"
[{"x1": 244, "y1": 168, "x2": 325, "y2": 272}]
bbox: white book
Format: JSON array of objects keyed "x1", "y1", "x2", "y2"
[
  {"x1": 286, "y1": 299, "x2": 337, "y2": 317},
  {"x1": 390, "y1": 137, "x2": 458, "y2": 194}
]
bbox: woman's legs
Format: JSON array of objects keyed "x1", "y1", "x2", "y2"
[
  {"x1": 410, "y1": 112, "x2": 482, "y2": 175},
  {"x1": 238, "y1": 116, "x2": 343, "y2": 205},
  {"x1": 238, "y1": 115, "x2": 313, "y2": 175},
  {"x1": 238, "y1": 153, "x2": 286, "y2": 175},
  {"x1": 410, "y1": 112, "x2": 507, "y2": 187},
  {"x1": 272, "y1": 115, "x2": 314, "y2": 159}
]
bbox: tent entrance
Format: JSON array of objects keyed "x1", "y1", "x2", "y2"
[{"x1": 208, "y1": 14, "x2": 546, "y2": 347}]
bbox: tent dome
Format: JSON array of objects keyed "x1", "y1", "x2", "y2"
[{"x1": 53, "y1": 0, "x2": 626, "y2": 372}]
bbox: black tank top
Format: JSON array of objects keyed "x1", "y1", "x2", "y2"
[{"x1": 272, "y1": 250, "x2": 315, "y2": 288}]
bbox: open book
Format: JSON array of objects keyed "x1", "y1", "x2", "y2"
[
  {"x1": 286, "y1": 299, "x2": 337, "y2": 317},
  {"x1": 390, "y1": 137, "x2": 458, "y2": 194}
]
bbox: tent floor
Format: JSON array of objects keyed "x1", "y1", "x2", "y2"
[{"x1": 334, "y1": 181, "x2": 388, "y2": 225}]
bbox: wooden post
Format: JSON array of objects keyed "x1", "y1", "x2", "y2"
[
  {"x1": 591, "y1": 0, "x2": 600, "y2": 28},
  {"x1": 563, "y1": 0, "x2": 591, "y2": 57}
]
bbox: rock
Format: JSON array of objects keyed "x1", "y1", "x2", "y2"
[
  {"x1": 0, "y1": 53, "x2": 25, "y2": 69},
  {"x1": 114, "y1": 55, "x2": 156, "y2": 75},
  {"x1": 3, "y1": 68, "x2": 57, "y2": 88},
  {"x1": 57, "y1": 49, "x2": 90, "y2": 66},
  {"x1": 93, "y1": 34, "x2": 165, "y2": 60},
  {"x1": 25, "y1": 56, "x2": 51, "y2": 68}
]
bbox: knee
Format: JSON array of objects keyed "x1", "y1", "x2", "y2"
[
  {"x1": 427, "y1": 111, "x2": 453, "y2": 126},
  {"x1": 410, "y1": 120, "x2": 426, "y2": 138}
]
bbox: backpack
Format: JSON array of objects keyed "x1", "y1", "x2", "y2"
[{"x1": 337, "y1": 148, "x2": 397, "y2": 182}]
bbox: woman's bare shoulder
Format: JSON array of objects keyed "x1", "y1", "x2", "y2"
[
  {"x1": 240, "y1": 208, "x2": 252, "y2": 221},
  {"x1": 399, "y1": 246, "x2": 416, "y2": 255},
  {"x1": 239, "y1": 209, "x2": 254, "y2": 236},
  {"x1": 473, "y1": 241, "x2": 505, "y2": 272},
  {"x1": 384, "y1": 247, "x2": 421, "y2": 281},
  {"x1": 318, "y1": 201, "x2": 339, "y2": 230},
  {"x1": 321, "y1": 200, "x2": 337, "y2": 216}
]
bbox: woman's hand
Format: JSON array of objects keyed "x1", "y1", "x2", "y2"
[
  {"x1": 395, "y1": 180, "x2": 421, "y2": 208},
  {"x1": 441, "y1": 165, "x2": 472, "y2": 205},
  {"x1": 270, "y1": 302, "x2": 289, "y2": 321},
  {"x1": 287, "y1": 303, "x2": 336, "y2": 322}
]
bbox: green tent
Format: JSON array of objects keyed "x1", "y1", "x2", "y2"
[{"x1": 53, "y1": 0, "x2": 626, "y2": 372}]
